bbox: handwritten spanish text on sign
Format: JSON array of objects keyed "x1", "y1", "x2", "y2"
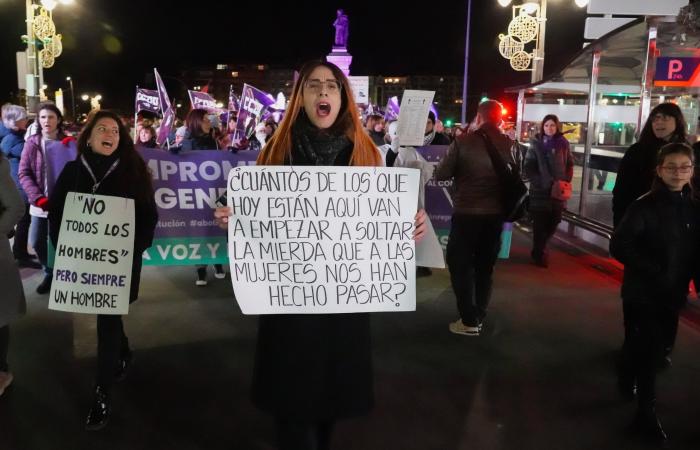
[
  {"x1": 227, "y1": 166, "x2": 420, "y2": 314},
  {"x1": 49, "y1": 193, "x2": 135, "y2": 315}
]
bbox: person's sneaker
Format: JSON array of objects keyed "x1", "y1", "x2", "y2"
[
  {"x1": 449, "y1": 319, "x2": 480, "y2": 336},
  {"x1": 85, "y1": 385, "x2": 111, "y2": 431},
  {"x1": 16, "y1": 258, "x2": 42, "y2": 269},
  {"x1": 0, "y1": 372, "x2": 14, "y2": 396},
  {"x1": 214, "y1": 264, "x2": 226, "y2": 279},
  {"x1": 36, "y1": 275, "x2": 52, "y2": 294},
  {"x1": 196, "y1": 267, "x2": 207, "y2": 286}
]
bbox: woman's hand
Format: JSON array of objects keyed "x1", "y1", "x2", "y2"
[
  {"x1": 413, "y1": 209, "x2": 427, "y2": 242},
  {"x1": 214, "y1": 206, "x2": 232, "y2": 230}
]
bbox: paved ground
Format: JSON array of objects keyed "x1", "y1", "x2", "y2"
[{"x1": 2, "y1": 230, "x2": 700, "y2": 450}]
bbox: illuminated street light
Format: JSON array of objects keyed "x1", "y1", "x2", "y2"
[
  {"x1": 40, "y1": 0, "x2": 58, "y2": 11},
  {"x1": 81, "y1": 94, "x2": 89, "y2": 101},
  {"x1": 574, "y1": 0, "x2": 589, "y2": 7},
  {"x1": 522, "y1": 2, "x2": 539, "y2": 14},
  {"x1": 497, "y1": 0, "x2": 512, "y2": 6}
]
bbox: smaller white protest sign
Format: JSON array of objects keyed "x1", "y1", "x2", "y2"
[
  {"x1": 347, "y1": 76, "x2": 370, "y2": 105},
  {"x1": 49, "y1": 193, "x2": 135, "y2": 315},
  {"x1": 397, "y1": 90, "x2": 436, "y2": 146},
  {"x1": 227, "y1": 166, "x2": 420, "y2": 315}
]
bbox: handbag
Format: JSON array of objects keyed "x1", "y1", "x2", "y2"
[
  {"x1": 476, "y1": 130, "x2": 528, "y2": 222},
  {"x1": 551, "y1": 179, "x2": 572, "y2": 201}
]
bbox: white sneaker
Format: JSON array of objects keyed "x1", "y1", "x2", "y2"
[
  {"x1": 196, "y1": 267, "x2": 208, "y2": 286},
  {"x1": 214, "y1": 265, "x2": 226, "y2": 279},
  {"x1": 449, "y1": 319, "x2": 480, "y2": 336},
  {"x1": 0, "y1": 371, "x2": 14, "y2": 396}
]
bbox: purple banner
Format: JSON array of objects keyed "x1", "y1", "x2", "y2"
[
  {"x1": 236, "y1": 83, "x2": 276, "y2": 140},
  {"x1": 135, "y1": 88, "x2": 160, "y2": 115},
  {"x1": 44, "y1": 139, "x2": 78, "y2": 195},
  {"x1": 188, "y1": 90, "x2": 223, "y2": 114},
  {"x1": 139, "y1": 148, "x2": 260, "y2": 239},
  {"x1": 384, "y1": 96, "x2": 400, "y2": 121},
  {"x1": 414, "y1": 145, "x2": 452, "y2": 232}
]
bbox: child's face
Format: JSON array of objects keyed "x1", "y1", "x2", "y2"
[{"x1": 657, "y1": 153, "x2": 693, "y2": 191}]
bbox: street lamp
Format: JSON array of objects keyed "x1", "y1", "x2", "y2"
[
  {"x1": 66, "y1": 76, "x2": 75, "y2": 122},
  {"x1": 81, "y1": 94, "x2": 89, "y2": 101}
]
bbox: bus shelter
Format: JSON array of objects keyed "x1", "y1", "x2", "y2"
[{"x1": 507, "y1": 16, "x2": 700, "y2": 242}]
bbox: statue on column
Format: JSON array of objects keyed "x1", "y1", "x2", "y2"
[{"x1": 333, "y1": 9, "x2": 349, "y2": 48}]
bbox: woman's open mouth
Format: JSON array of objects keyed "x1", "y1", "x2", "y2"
[
  {"x1": 316, "y1": 102, "x2": 331, "y2": 117},
  {"x1": 102, "y1": 141, "x2": 114, "y2": 149}
]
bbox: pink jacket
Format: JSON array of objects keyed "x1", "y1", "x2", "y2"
[{"x1": 18, "y1": 133, "x2": 69, "y2": 205}]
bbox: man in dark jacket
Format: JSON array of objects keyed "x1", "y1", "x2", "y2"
[{"x1": 434, "y1": 100, "x2": 514, "y2": 336}]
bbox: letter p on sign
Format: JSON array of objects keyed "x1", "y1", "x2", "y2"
[{"x1": 668, "y1": 60, "x2": 683, "y2": 80}]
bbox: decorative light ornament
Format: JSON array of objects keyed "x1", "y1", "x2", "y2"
[
  {"x1": 498, "y1": 34, "x2": 524, "y2": 58},
  {"x1": 32, "y1": 7, "x2": 56, "y2": 41},
  {"x1": 496, "y1": 4, "x2": 542, "y2": 72},
  {"x1": 41, "y1": 0, "x2": 58, "y2": 11},
  {"x1": 522, "y1": 2, "x2": 539, "y2": 15},
  {"x1": 508, "y1": 11, "x2": 539, "y2": 43}
]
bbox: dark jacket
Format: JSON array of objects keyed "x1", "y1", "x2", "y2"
[
  {"x1": 48, "y1": 152, "x2": 158, "y2": 302},
  {"x1": 368, "y1": 129, "x2": 386, "y2": 147},
  {"x1": 610, "y1": 185, "x2": 700, "y2": 307},
  {"x1": 0, "y1": 127, "x2": 27, "y2": 200},
  {"x1": 433, "y1": 123, "x2": 515, "y2": 215},
  {"x1": 428, "y1": 131, "x2": 451, "y2": 146},
  {"x1": 612, "y1": 138, "x2": 669, "y2": 228},
  {"x1": 251, "y1": 128, "x2": 374, "y2": 421},
  {"x1": 524, "y1": 133, "x2": 574, "y2": 212}
]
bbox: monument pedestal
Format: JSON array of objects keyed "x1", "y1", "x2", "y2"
[{"x1": 326, "y1": 47, "x2": 352, "y2": 76}]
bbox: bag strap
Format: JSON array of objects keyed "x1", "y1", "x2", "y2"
[{"x1": 475, "y1": 129, "x2": 509, "y2": 183}]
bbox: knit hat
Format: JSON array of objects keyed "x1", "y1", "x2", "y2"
[{"x1": 427, "y1": 111, "x2": 436, "y2": 124}]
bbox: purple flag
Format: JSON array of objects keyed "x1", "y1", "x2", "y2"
[
  {"x1": 156, "y1": 107, "x2": 174, "y2": 148},
  {"x1": 236, "y1": 83, "x2": 276, "y2": 140},
  {"x1": 414, "y1": 145, "x2": 453, "y2": 234},
  {"x1": 153, "y1": 68, "x2": 172, "y2": 113},
  {"x1": 188, "y1": 90, "x2": 223, "y2": 114},
  {"x1": 135, "y1": 88, "x2": 160, "y2": 115},
  {"x1": 227, "y1": 85, "x2": 239, "y2": 112},
  {"x1": 384, "y1": 96, "x2": 400, "y2": 121}
]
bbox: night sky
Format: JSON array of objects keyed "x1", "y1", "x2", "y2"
[{"x1": 0, "y1": 1, "x2": 587, "y2": 115}]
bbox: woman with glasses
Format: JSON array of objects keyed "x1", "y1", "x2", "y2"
[
  {"x1": 215, "y1": 60, "x2": 427, "y2": 450},
  {"x1": 611, "y1": 143, "x2": 700, "y2": 442},
  {"x1": 613, "y1": 103, "x2": 689, "y2": 228}
]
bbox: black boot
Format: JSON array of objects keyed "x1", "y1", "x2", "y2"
[
  {"x1": 633, "y1": 403, "x2": 668, "y2": 442},
  {"x1": 85, "y1": 385, "x2": 111, "y2": 431},
  {"x1": 115, "y1": 351, "x2": 133, "y2": 383},
  {"x1": 36, "y1": 275, "x2": 52, "y2": 294},
  {"x1": 617, "y1": 374, "x2": 637, "y2": 402}
]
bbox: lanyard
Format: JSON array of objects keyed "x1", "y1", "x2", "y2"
[{"x1": 80, "y1": 154, "x2": 119, "y2": 194}]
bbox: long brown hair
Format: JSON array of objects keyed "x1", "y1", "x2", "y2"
[
  {"x1": 77, "y1": 110, "x2": 154, "y2": 204},
  {"x1": 257, "y1": 60, "x2": 381, "y2": 167}
]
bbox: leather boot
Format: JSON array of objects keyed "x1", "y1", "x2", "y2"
[
  {"x1": 85, "y1": 385, "x2": 111, "y2": 431},
  {"x1": 633, "y1": 402, "x2": 668, "y2": 442}
]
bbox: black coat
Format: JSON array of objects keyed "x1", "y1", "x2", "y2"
[
  {"x1": 251, "y1": 135, "x2": 374, "y2": 421},
  {"x1": 612, "y1": 138, "x2": 668, "y2": 228},
  {"x1": 610, "y1": 185, "x2": 700, "y2": 307},
  {"x1": 49, "y1": 154, "x2": 158, "y2": 302}
]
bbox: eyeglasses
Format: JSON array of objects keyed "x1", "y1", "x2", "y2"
[
  {"x1": 304, "y1": 79, "x2": 342, "y2": 93},
  {"x1": 661, "y1": 165, "x2": 693, "y2": 174}
]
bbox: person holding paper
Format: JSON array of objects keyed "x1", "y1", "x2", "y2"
[
  {"x1": 0, "y1": 152, "x2": 27, "y2": 397},
  {"x1": 49, "y1": 110, "x2": 158, "y2": 431},
  {"x1": 215, "y1": 60, "x2": 427, "y2": 450}
]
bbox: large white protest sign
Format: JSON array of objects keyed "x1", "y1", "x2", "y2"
[
  {"x1": 347, "y1": 76, "x2": 370, "y2": 105},
  {"x1": 49, "y1": 193, "x2": 135, "y2": 315},
  {"x1": 227, "y1": 166, "x2": 420, "y2": 315},
  {"x1": 397, "y1": 90, "x2": 435, "y2": 146}
]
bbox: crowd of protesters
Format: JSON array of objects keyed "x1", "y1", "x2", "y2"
[{"x1": 2, "y1": 62, "x2": 700, "y2": 447}]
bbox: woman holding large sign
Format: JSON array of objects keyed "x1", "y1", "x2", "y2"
[
  {"x1": 49, "y1": 110, "x2": 158, "y2": 430},
  {"x1": 216, "y1": 60, "x2": 426, "y2": 450}
]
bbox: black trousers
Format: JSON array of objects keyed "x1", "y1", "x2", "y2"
[
  {"x1": 530, "y1": 204, "x2": 563, "y2": 258},
  {"x1": 0, "y1": 325, "x2": 9, "y2": 372},
  {"x1": 446, "y1": 214, "x2": 503, "y2": 326},
  {"x1": 12, "y1": 203, "x2": 31, "y2": 259},
  {"x1": 96, "y1": 315, "x2": 130, "y2": 388},
  {"x1": 620, "y1": 302, "x2": 679, "y2": 406},
  {"x1": 276, "y1": 418, "x2": 334, "y2": 450}
]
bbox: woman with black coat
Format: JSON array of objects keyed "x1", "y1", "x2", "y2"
[
  {"x1": 523, "y1": 114, "x2": 574, "y2": 267},
  {"x1": 49, "y1": 110, "x2": 158, "y2": 430},
  {"x1": 610, "y1": 143, "x2": 700, "y2": 442},
  {"x1": 215, "y1": 60, "x2": 427, "y2": 450},
  {"x1": 612, "y1": 103, "x2": 688, "y2": 228}
]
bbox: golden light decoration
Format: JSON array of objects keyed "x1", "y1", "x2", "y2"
[
  {"x1": 498, "y1": 34, "x2": 524, "y2": 59},
  {"x1": 32, "y1": 7, "x2": 56, "y2": 41},
  {"x1": 497, "y1": 4, "x2": 542, "y2": 72},
  {"x1": 510, "y1": 51, "x2": 532, "y2": 71},
  {"x1": 39, "y1": 46, "x2": 55, "y2": 68},
  {"x1": 508, "y1": 12, "x2": 539, "y2": 44}
]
